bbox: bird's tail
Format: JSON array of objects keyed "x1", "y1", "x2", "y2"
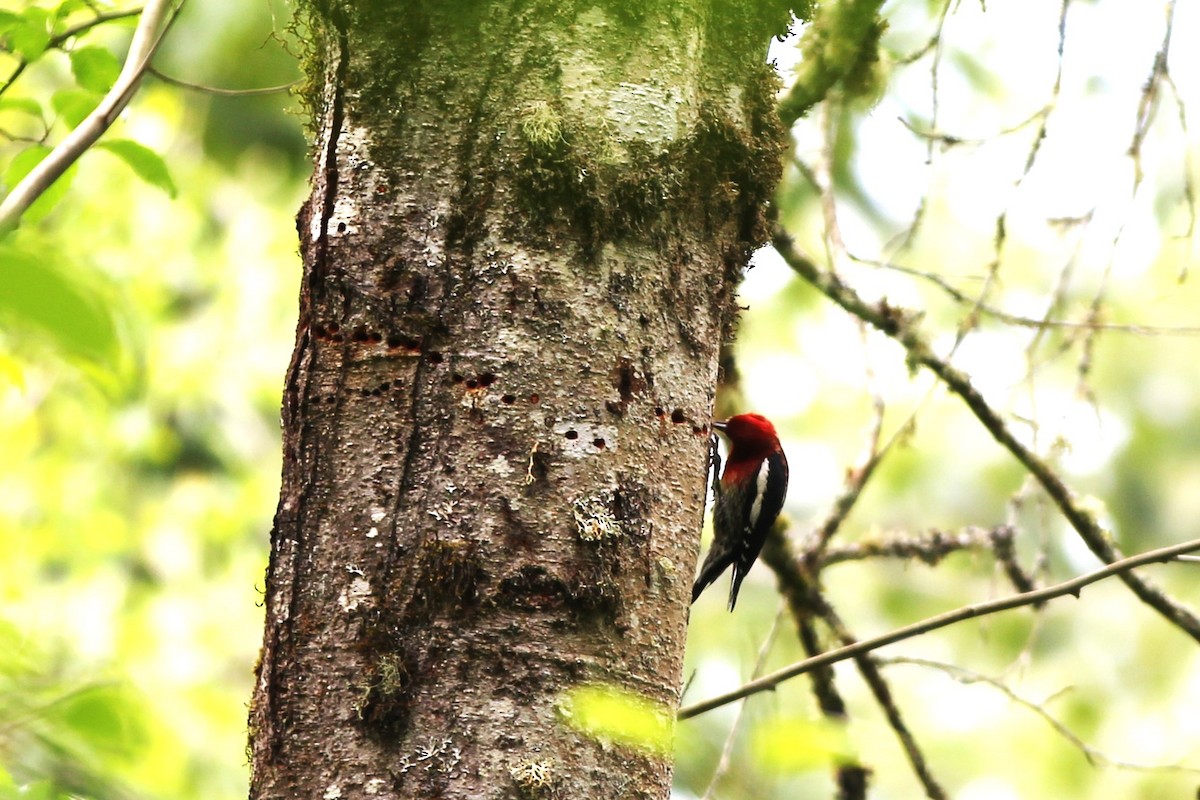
[{"x1": 690, "y1": 549, "x2": 731, "y2": 604}]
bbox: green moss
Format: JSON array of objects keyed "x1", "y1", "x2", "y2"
[
  {"x1": 508, "y1": 60, "x2": 786, "y2": 260},
  {"x1": 293, "y1": 0, "x2": 788, "y2": 270},
  {"x1": 573, "y1": 493, "x2": 623, "y2": 543},
  {"x1": 778, "y1": 0, "x2": 888, "y2": 124},
  {"x1": 355, "y1": 651, "x2": 416, "y2": 738},
  {"x1": 286, "y1": 4, "x2": 332, "y2": 137},
  {"x1": 520, "y1": 101, "x2": 565, "y2": 150}
]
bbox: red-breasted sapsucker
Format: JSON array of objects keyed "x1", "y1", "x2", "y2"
[{"x1": 691, "y1": 413, "x2": 789, "y2": 610}]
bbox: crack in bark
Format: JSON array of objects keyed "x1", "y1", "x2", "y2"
[
  {"x1": 316, "y1": 26, "x2": 349, "y2": 260},
  {"x1": 285, "y1": 19, "x2": 350, "y2": 657},
  {"x1": 259, "y1": 21, "x2": 351, "y2": 763}
]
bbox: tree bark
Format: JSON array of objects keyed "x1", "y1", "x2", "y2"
[{"x1": 248, "y1": 1, "x2": 789, "y2": 797}]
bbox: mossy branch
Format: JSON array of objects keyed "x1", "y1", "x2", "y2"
[{"x1": 777, "y1": 0, "x2": 887, "y2": 126}]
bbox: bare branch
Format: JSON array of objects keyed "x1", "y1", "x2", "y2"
[
  {"x1": 0, "y1": 0, "x2": 178, "y2": 233},
  {"x1": 884, "y1": 657, "x2": 1200, "y2": 775},
  {"x1": 988, "y1": 525, "x2": 1038, "y2": 597},
  {"x1": 771, "y1": 232, "x2": 1200, "y2": 644},
  {"x1": 678, "y1": 537, "x2": 1200, "y2": 720},
  {"x1": 147, "y1": 67, "x2": 298, "y2": 97},
  {"x1": 816, "y1": 601, "x2": 946, "y2": 799},
  {"x1": 818, "y1": 526, "x2": 1003, "y2": 568}
]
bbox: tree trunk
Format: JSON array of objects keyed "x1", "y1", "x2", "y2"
[{"x1": 248, "y1": 2, "x2": 788, "y2": 797}]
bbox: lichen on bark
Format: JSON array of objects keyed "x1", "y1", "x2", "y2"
[{"x1": 250, "y1": 2, "x2": 793, "y2": 798}]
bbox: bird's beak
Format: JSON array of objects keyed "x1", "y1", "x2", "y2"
[{"x1": 711, "y1": 420, "x2": 727, "y2": 432}]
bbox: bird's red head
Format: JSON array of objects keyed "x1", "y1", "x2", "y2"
[{"x1": 712, "y1": 413, "x2": 781, "y2": 463}]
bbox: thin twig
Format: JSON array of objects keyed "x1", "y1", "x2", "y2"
[
  {"x1": 699, "y1": 607, "x2": 785, "y2": 800},
  {"x1": 772, "y1": 232, "x2": 1200, "y2": 644},
  {"x1": 883, "y1": 657, "x2": 1200, "y2": 775},
  {"x1": 678, "y1": 536, "x2": 1200, "y2": 720},
  {"x1": 147, "y1": 67, "x2": 298, "y2": 96},
  {"x1": 1161, "y1": 68, "x2": 1196, "y2": 255},
  {"x1": 49, "y1": 7, "x2": 144, "y2": 48},
  {"x1": 0, "y1": 62, "x2": 28, "y2": 98},
  {"x1": 817, "y1": 601, "x2": 947, "y2": 799},
  {"x1": 1, "y1": 8, "x2": 146, "y2": 99},
  {"x1": 808, "y1": 386, "x2": 893, "y2": 558},
  {"x1": 0, "y1": 0, "x2": 178, "y2": 233},
  {"x1": 954, "y1": 0, "x2": 1073, "y2": 350},
  {"x1": 853, "y1": 253, "x2": 1200, "y2": 336},
  {"x1": 887, "y1": 0, "x2": 955, "y2": 255}
]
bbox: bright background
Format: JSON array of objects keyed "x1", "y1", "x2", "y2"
[
  {"x1": 682, "y1": 2, "x2": 1200, "y2": 798},
  {"x1": 1, "y1": 1, "x2": 303, "y2": 797},
  {"x1": 1, "y1": 1, "x2": 1198, "y2": 798}
]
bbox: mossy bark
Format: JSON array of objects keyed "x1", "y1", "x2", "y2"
[{"x1": 249, "y1": 2, "x2": 789, "y2": 798}]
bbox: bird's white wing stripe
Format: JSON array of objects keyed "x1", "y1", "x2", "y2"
[{"x1": 748, "y1": 460, "x2": 769, "y2": 529}]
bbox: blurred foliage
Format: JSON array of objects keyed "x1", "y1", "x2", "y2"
[
  {"x1": 561, "y1": 684, "x2": 675, "y2": 755},
  {"x1": 750, "y1": 716, "x2": 852, "y2": 773},
  {"x1": 0, "y1": 0, "x2": 1198, "y2": 799},
  {"x1": 0, "y1": 619, "x2": 148, "y2": 800},
  {"x1": 0, "y1": 0, "x2": 304, "y2": 797},
  {"x1": 682, "y1": 0, "x2": 1200, "y2": 798}
]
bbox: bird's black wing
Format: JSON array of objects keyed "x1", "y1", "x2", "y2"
[{"x1": 727, "y1": 451, "x2": 788, "y2": 610}]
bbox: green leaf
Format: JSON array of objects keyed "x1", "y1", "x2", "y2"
[
  {"x1": 0, "y1": 779, "x2": 58, "y2": 800},
  {"x1": 70, "y1": 45, "x2": 122, "y2": 93},
  {"x1": 2, "y1": 8, "x2": 52, "y2": 61},
  {"x1": 559, "y1": 684, "x2": 673, "y2": 754},
  {"x1": 97, "y1": 139, "x2": 178, "y2": 197},
  {"x1": 53, "y1": 684, "x2": 148, "y2": 757},
  {"x1": 2, "y1": 145, "x2": 77, "y2": 223},
  {"x1": 53, "y1": 0, "x2": 96, "y2": 21},
  {"x1": 750, "y1": 716, "x2": 853, "y2": 773},
  {"x1": 0, "y1": 243, "x2": 119, "y2": 367},
  {"x1": 0, "y1": 96, "x2": 44, "y2": 118},
  {"x1": 50, "y1": 87, "x2": 103, "y2": 128}
]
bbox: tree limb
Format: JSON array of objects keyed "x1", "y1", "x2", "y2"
[
  {"x1": 770, "y1": 231, "x2": 1200, "y2": 644},
  {"x1": 678, "y1": 536, "x2": 1200, "y2": 720},
  {"x1": 0, "y1": 0, "x2": 175, "y2": 234}
]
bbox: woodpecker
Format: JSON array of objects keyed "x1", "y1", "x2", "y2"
[{"x1": 691, "y1": 413, "x2": 789, "y2": 610}]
